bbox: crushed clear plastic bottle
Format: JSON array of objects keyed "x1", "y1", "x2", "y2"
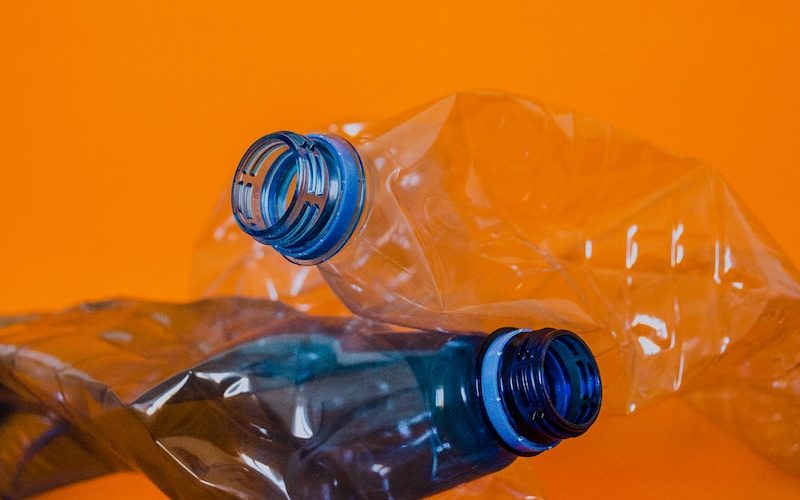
[
  {"x1": 0, "y1": 298, "x2": 600, "y2": 499},
  {"x1": 231, "y1": 91, "x2": 800, "y2": 416}
]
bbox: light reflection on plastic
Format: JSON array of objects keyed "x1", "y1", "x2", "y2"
[
  {"x1": 632, "y1": 313, "x2": 669, "y2": 340},
  {"x1": 671, "y1": 223, "x2": 684, "y2": 267},
  {"x1": 637, "y1": 336, "x2": 662, "y2": 356},
  {"x1": 371, "y1": 463, "x2": 391, "y2": 476},
  {"x1": 626, "y1": 224, "x2": 639, "y2": 269},
  {"x1": 265, "y1": 279, "x2": 279, "y2": 301},
  {"x1": 400, "y1": 172, "x2": 421, "y2": 188},
  {"x1": 223, "y1": 377, "x2": 251, "y2": 398},
  {"x1": 292, "y1": 400, "x2": 314, "y2": 439},
  {"x1": 673, "y1": 351, "x2": 685, "y2": 390},
  {"x1": 241, "y1": 453, "x2": 287, "y2": 495},
  {"x1": 143, "y1": 372, "x2": 190, "y2": 416},
  {"x1": 724, "y1": 245, "x2": 734, "y2": 273},
  {"x1": 713, "y1": 241, "x2": 722, "y2": 284},
  {"x1": 290, "y1": 266, "x2": 311, "y2": 296},
  {"x1": 342, "y1": 123, "x2": 364, "y2": 137},
  {"x1": 719, "y1": 336, "x2": 731, "y2": 354},
  {"x1": 435, "y1": 387, "x2": 445, "y2": 408}
]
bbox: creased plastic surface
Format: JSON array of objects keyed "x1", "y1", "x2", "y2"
[
  {"x1": 197, "y1": 91, "x2": 800, "y2": 474},
  {"x1": 1, "y1": 298, "x2": 300, "y2": 498},
  {"x1": 0, "y1": 298, "x2": 549, "y2": 499}
]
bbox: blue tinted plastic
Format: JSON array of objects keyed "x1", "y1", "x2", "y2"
[
  {"x1": 231, "y1": 131, "x2": 366, "y2": 265},
  {"x1": 480, "y1": 327, "x2": 602, "y2": 454},
  {"x1": 0, "y1": 299, "x2": 600, "y2": 499},
  {"x1": 137, "y1": 322, "x2": 599, "y2": 497}
]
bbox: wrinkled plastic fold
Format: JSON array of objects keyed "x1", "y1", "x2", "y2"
[
  {"x1": 0, "y1": 298, "x2": 298, "y2": 498},
  {"x1": 0, "y1": 299, "x2": 547, "y2": 499},
  {"x1": 197, "y1": 91, "x2": 800, "y2": 474},
  {"x1": 2, "y1": 91, "x2": 798, "y2": 499}
]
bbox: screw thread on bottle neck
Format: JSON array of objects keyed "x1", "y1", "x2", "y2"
[
  {"x1": 231, "y1": 131, "x2": 366, "y2": 265},
  {"x1": 479, "y1": 328, "x2": 602, "y2": 456}
]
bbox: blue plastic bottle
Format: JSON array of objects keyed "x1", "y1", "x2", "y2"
[{"x1": 140, "y1": 317, "x2": 601, "y2": 498}]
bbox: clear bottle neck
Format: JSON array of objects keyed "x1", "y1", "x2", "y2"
[{"x1": 231, "y1": 131, "x2": 366, "y2": 265}]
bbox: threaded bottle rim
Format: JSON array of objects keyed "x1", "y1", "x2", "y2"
[
  {"x1": 478, "y1": 327, "x2": 602, "y2": 456},
  {"x1": 231, "y1": 131, "x2": 366, "y2": 265}
]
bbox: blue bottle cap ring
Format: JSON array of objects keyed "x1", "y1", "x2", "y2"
[
  {"x1": 231, "y1": 132, "x2": 366, "y2": 265},
  {"x1": 479, "y1": 327, "x2": 602, "y2": 456}
]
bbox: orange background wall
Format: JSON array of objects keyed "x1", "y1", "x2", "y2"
[{"x1": 2, "y1": 1, "x2": 799, "y2": 498}]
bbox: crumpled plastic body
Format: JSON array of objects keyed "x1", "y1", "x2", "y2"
[
  {"x1": 0, "y1": 298, "x2": 301, "y2": 498},
  {"x1": 0, "y1": 299, "x2": 547, "y2": 499},
  {"x1": 0, "y1": 314, "x2": 122, "y2": 498},
  {"x1": 196, "y1": 91, "x2": 800, "y2": 474}
]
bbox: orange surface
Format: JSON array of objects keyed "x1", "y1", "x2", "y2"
[{"x1": 2, "y1": 1, "x2": 799, "y2": 499}]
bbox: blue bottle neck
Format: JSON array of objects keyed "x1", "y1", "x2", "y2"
[
  {"x1": 231, "y1": 131, "x2": 366, "y2": 265},
  {"x1": 478, "y1": 328, "x2": 602, "y2": 456}
]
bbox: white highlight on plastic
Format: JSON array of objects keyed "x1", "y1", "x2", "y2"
[
  {"x1": 398, "y1": 420, "x2": 411, "y2": 437},
  {"x1": 342, "y1": 123, "x2": 364, "y2": 137},
  {"x1": 289, "y1": 266, "x2": 311, "y2": 296},
  {"x1": 371, "y1": 463, "x2": 391, "y2": 476},
  {"x1": 241, "y1": 454, "x2": 287, "y2": 495},
  {"x1": 223, "y1": 377, "x2": 251, "y2": 398},
  {"x1": 400, "y1": 172, "x2": 421, "y2": 188},
  {"x1": 673, "y1": 351, "x2": 685, "y2": 390},
  {"x1": 724, "y1": 245, "x2": 734, "y2": 273},
  {"x1": 637, "y1": 336, "x2": 662, "y2": 356},
  {"x1": 435, "y1": 387, "x2": 445, "y2": 408},
  {"x1": 713, "y1": 241, "x2": 722, "y2": 285},
  {"x1": 671, "y1": 223, "x2": 684, "y2": 267},
  {"x1": 632, "y1": 313, "x2": 669, "y2": 340},
  {"x1": 584, "y1": 239, "x2": 593, "y2": 259},
  {"x1": 265, "y1": 279, "x2": 279, "y2": 301},
  {"x1": 101, "y1": 330, "x2": 132, "y2": 343},
  {"x1": 151, "y1": 312, "x2": 172, "y2": 327},
  {"x1": 143, "y1": 373, "x2": 190, "y2": 416},
  {"x1": 292, "y1": 400, "x2": 314, "y2": 439},
  {"x1": 626, "y1": 224, "x2": 639, "y2": 269}
]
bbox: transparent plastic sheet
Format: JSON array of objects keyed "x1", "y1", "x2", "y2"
[
  {"x1": 684, "y1": 296, "x2": 800, "y2": 474},
  {"x1": 197, "y1": 91, "x2": 800, "y2": 474},
  {"x1": 192, "y1": 201, "x2": 347, "y2": 317},
  {"x1": 0, "y1": 317, "x2": 115, "y2": 498},
  {"x1": 0, "y1": 298, "x2": 296, "y2": 498},
  {"x1": 0, "y1": 299, "x2": 562, "y2": 499},
  {"x1": 0, "y1": 389, "x2": 120, "y2": 498},
  {"x1": 193, "y1": 130, "x2": 551, "y2": 500}
]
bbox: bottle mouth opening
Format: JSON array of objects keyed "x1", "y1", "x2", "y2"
[
  {"x1": 274, "y1": 167, "x2": 299, "y2": 220},
  {"x1": 260, "y1": 143, "x2": 303, "y2": 229},
  {"x1": 479, "y1": 328, "x2": 602, "y2": 456},
  {"x1": 231, "y1": 133, "x2": 316, "y2": 237},
  {"x1": 541, "y1": 333, "x2": 602, "y2": 429},
  {"x1": 231, "y1": 131, "x2": 366, "y2": 265}
]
